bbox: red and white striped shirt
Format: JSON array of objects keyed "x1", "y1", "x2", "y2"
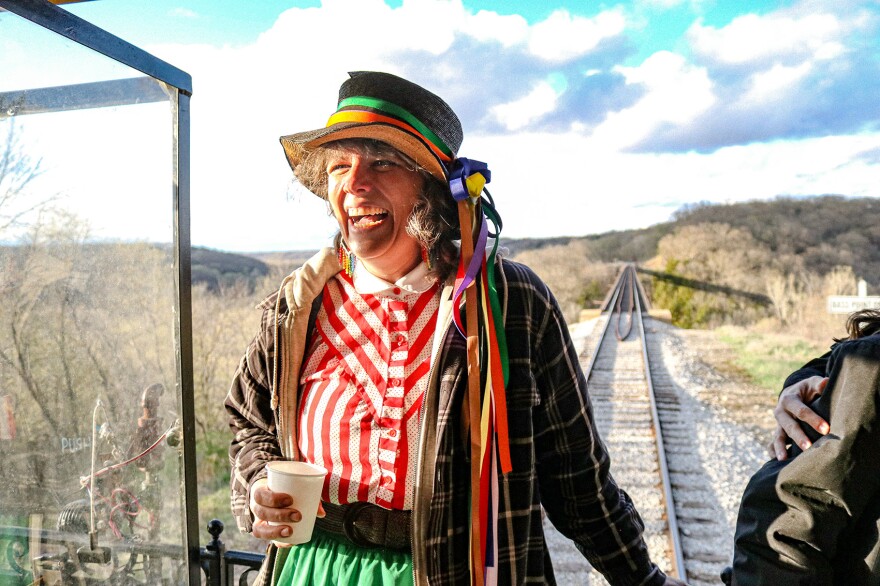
[{"x1": 298, "y1": 267, "x2": 440, "y2": 511}]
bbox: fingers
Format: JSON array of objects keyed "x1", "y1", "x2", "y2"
[
  {"x1": 252, "y1": 518, "x2": 294, "y2": 543},
  {"x1": 790, "y1": 400, "x2": 830, "y2": 435},
  {"x1": 775, "y1": 407, "x2": 813, "y2": 452},
  {"x1": 251, "y1": 485, "x2": 302, "y2": 525},
  {"x1": 776, "y1": 380, "x2": 830, "y2": 436},
  {"x1": 772, "y1": 376, "x2": 831, "y2": 454},
  {"x1": 253, "y1": 484, "x2": 293, "y2": 509},
  {"x1": 781, "y1": 375, "x2": 828, "y2": 403},
  {"x1": 797, "y1": 375, "x2": 829, "y2": 404},
  {"x1": 769, "y1": 426, "x2": 790, "y2": 461}
]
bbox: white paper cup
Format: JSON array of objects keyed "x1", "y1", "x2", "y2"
[{"x1": 265, "y1": 460, "x2": 327, "y2": 545}]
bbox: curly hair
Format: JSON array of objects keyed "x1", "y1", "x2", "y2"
[{"x1": 293, "y1": 139, "x2": 459, "y2": 281}]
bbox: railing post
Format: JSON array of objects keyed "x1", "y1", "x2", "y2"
[{"x1": 202, "y1": 519, "x2": 227, "y2": 586}]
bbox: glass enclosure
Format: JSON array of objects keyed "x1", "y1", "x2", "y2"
[{"x1": 0, "y1": 2, "x2": 196, "y2": 583}]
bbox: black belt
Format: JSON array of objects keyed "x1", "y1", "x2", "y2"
[{"x1": 315, "y1": 501, "x2": 412, "y2": 553}]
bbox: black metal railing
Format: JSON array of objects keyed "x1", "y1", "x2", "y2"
[
  {"x1": 1, "y1": 520, "x2": 264, "y2": 585},
  {"x1": 199, "y1": 519, "x2": 264, "y2": 586}
]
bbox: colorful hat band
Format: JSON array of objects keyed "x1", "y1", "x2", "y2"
[{"x1": 326, "y1": 96, "x2": 454, "y2": 162}]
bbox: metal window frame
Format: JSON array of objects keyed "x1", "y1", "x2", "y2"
[{"x1": 0, "y1": 0, "x2": 199, "y2": 583}]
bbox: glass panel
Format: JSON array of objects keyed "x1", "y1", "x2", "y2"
[{"x1": 0, "y1": 10, "x2": 187, "y2": 585}]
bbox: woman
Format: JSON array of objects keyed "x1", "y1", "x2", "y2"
[
  {"x1": 226, "y1": 71, "x2": 685, "y2": 586},
  {"x1": 728, "y1": 308, "x2": 880, "y2": 585}
]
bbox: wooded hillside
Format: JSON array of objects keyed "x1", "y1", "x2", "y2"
[
  {"x1": 199, "y1": 195, "x2": 877, "y2": 332},
  {"x1": 504, "y1": 195, "x2": 879, "y2": 287},
  {"x1": 204, "y1": 195, "x2": 876, "y2": 290}
]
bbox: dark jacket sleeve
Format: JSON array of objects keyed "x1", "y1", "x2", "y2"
[
  {"x1": 781, "y1": 352, "x2": 831, "y2": 390},
  {"x1": 225, "y1": 299, "x2": 284, "y2": 534}
]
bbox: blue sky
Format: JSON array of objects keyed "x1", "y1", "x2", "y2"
[{"x1": 9, "y1": 0, "x2": 880, "y2": 252}]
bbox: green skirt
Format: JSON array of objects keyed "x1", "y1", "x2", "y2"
[{"x1": 274, "y1": 529, "x2": 413, "y2": 586}]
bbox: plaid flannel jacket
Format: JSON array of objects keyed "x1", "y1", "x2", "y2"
[{"x1": 226, "y1": 249, "x2": 666, "y2": 586}]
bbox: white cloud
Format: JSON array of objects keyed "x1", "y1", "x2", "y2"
[
  {"x1": 635, "y1": 0, "x2": 694, "y2": 9},
  {"x1": 169, "y1": 8, "x2": 199, "y2": 19},
  {"x1": 39, "y1": 0, "x2": 873, "y2": 251},
  {"x1": 263, "y1": 0, "x2": 464, "y2": 56},
  {"x1": 468, "y1": 130, "x2": 880, "y2": 241},
  {"x1": 594, "y1": 51, "x2": 715, "y2": 149},
  {"x1": 743, "y1": 61, "x2": 813, "y2": 105},
  {"x1": 689, "y1": 12, "x2": 845, "y2": 65},
  {"x1": 489, "y1": 81, "x2": 560, "y2": 131},
  {"x1": 463, "y1": 10, "x2": 529, "y2": 47},
  {"x1": 528, "y1": 8, "x2": 626, "y2": 62}
]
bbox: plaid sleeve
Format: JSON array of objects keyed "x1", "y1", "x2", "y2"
[
  {"x1": 513, "y1": 263, "x2": 664, "y2": 586},
  {"x1": 225, "y1": 300, "x2": 284, "y2": 534}
]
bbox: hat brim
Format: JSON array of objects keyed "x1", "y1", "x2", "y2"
[{"x1": 280, "y1": 122, "x2": 449, "y2": 198}]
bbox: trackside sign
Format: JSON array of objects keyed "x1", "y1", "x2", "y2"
[
  {"x1": 827, "y1": 296, "x2": 880, "y2": 314},
  {"x1": 828, "y1": 279, "x2": 879, "y2": 314}
]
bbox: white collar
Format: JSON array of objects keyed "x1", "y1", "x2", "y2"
[{"x1": 351, "y1": 261, "x2": 436, "y2": 295}]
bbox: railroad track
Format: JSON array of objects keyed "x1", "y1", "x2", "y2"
[{"x1": 546, "y1": 264, "x2": 730, "y2": 585}]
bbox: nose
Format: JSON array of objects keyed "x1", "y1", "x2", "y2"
[{"x1": 342, "y1": 157, "x2": 372, "y2": 194}]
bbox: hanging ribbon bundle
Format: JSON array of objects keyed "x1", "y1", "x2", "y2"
[{"x1": 448, "y1": 158, "x2": 511, "y2": 586}]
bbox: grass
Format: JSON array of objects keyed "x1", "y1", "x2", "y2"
[{"x1": 714, "y1": 325, "x2": 827, "y2": 393}]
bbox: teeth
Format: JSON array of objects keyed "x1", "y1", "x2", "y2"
[
  {"x1": 347, "y1": 206, "x2": 386, "y2": 218},
  {"x1": 347, "y1": 206, "x2": 388, "y2": 229}
]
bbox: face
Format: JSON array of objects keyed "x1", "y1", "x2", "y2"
[{"x1": 325, "y1": 143, "x2": 425, "y2": 281}]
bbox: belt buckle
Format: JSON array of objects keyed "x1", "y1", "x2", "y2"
[{"x1": 341, "y1": 501, "x2": 377, "y2": 549}]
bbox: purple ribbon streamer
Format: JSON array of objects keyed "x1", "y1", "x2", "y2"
[{"x1": 451, "y1": 213, "x2": 489, "y2": 337}]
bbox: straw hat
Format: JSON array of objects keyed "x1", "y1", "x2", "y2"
[{"x1": 279, "y1": 71, "x2": 463, "y2": 193}]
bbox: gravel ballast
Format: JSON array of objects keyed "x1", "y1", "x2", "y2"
[{"x1": 544, "y1": 318, "x2": 780, "y2": 585}]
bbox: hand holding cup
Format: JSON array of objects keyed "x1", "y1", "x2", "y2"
[{"x1": 251, "y1": 461, "x2": 327, "y2": 545}]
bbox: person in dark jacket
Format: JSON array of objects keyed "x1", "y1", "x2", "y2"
[{"x1": 726, "y1": 309, "x2": 880, "y2": 585}]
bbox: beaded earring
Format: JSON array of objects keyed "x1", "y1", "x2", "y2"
[
  {"x1": 338, "y1": 240, "x2": 356, "y2": 277},
  {"x1": 420, "y1": 246, "x2": 433, "y2": 270}
]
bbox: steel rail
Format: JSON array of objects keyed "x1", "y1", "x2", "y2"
[
  {"x1": 614, "y1": 266, "x2": 635, "y2": 341},
  {"x1": 629, "y1": 264, "x2": 687, "y2": 580},
  {"x1": 587, "y1": 263, "x2": 687, "y2": 581},
  {"x1": 581, "y1": 265, "x2": 626, "y2": 382}
]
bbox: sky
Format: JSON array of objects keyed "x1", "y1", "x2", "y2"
[{"x1": 5, "y1": 0, "x2": 880, "y2": 252}]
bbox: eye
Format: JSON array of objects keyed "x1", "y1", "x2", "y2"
[
  {"x1": 372, "y1": 159, "x2": 397, "y2": 170},
  {"x1": 326, "y1": 161, "x2": 349, "y2": 175}
]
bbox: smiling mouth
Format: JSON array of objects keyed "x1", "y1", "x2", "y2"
[{"x1": 348, "y1": 206, "x2": 388, "y2": 229}]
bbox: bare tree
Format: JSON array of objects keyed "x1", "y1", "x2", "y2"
[
  {"x1": 0, "y1": 119, "x2": 56, "y2": 237},
  {"x1": 513, "y1": 241, "x2": 615, "y2": 324},
  {"x1": 655, "y1": 223, "x2": 781, "y2": 326},
  {"x1": 765, "y1": 272, "x2": 804, "y2": 325},
  {"x1": 0, "y1": 211, "x2": 90, "y2": 436}
]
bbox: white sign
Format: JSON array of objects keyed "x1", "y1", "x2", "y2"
[{"x1": 827, "y1": 296, "x2": 880, "y2": 314}]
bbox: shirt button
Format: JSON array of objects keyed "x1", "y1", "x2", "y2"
[
  {"x1": 393, "y1": 287, "x2": 401, "y2": 295},
  {"x1": 391, "y1": 378, "x2": 402, "y2": 387},
  {"x1": 395, "y1": 334, "x2": 406, "y2": 347},
  {"x1": 383, "y1": 476, "x2": 393, "y2": 487},
  {"x1": 388, "y1": 429, "x2": 398, "y2": 438}
]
